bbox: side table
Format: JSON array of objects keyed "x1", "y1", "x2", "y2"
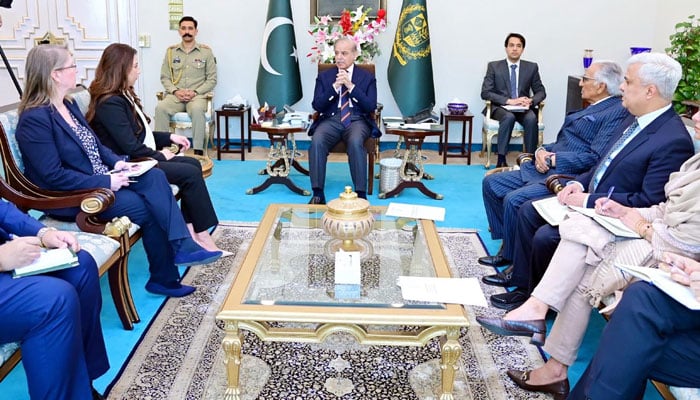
[
  {"x1": 439, "y1": 109, "x2": 474, "y2": 165},
  {"x1": 215, "y1": 106, "x2": 251, "y2": 161},
  {"x1": 380, "y1": 127, "x2": 444, "y2": 200},
  {"x1": 246, "y1": 124, "x2": 310, "y2": 196}
]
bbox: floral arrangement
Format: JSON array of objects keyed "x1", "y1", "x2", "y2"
[{"x1": 307, "y1": 6, "x2": 387, "y2": 64}]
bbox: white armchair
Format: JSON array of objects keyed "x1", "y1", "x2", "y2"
[{"x1": 480, "y1": 100, "x2": 545, "y2": 168}]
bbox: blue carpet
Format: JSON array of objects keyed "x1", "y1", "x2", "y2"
[{"x1": 0, "y1": 158, "x2": 661, "y2": 399}]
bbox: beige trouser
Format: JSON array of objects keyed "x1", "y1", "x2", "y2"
[
  {"x1": 531, "y1": 237, "x2": 596, "y2": 366},
  {"x1": 154, "y1": 94, "x2": 209, "y2": 150}
]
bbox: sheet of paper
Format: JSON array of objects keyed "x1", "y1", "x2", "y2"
[
  {"x1": 397, "y1": 276, "x2": 487, "y2": 307},
  {"x1": 532, "y1": 196, "x2": 568, "y2": 226},
  {"x1": 401, "y1": 123, "x2": 441, "y2": 130},
  {"x1": 502, "y1": 105, "x2": 529, "y2": 112},
  {"x1": 386, "y1": 202, "x2": 445, "y2": 221}
]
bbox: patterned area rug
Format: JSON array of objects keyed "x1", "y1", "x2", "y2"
[{"x1": 106, "y1": 223, "x2": 548, "y2": 400}]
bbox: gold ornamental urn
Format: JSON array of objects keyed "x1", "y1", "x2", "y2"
[{"x1": 322, "y1": 186, "x2": 374, "y2": 253}]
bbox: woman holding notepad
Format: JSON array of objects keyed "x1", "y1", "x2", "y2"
[
  {"x1": 87, "y1": 43, "x2": 225, "y2": 255},
  {"x1": 15, "y1": 44, "x2": 222, "y2": 298},
  {"x1": 476, "y1": 110, "x2": 700, "y2": 399}
]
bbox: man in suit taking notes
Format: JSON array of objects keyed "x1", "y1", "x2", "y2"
[
  {"x1": 308, "y1": 37, "x2": 380, "y2": 204},
  {"x1": 490, "y1": 52, "x2": 695, "y2": 311},
  {"x1": 480, "y1": 61, "x2": 629, "y2": 281},
  {"x1": 481, "y1": 33, "x2": 546, "y2": 168}
]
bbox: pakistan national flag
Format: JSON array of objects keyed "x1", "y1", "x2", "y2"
[
  {"x1": 256, "y1": 0, "x2": 302, "y2": 110},
  {"x1": 387, "y1": 0, "x2": 435, "y2": 118}
]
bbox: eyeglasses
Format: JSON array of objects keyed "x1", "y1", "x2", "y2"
[
  {"x1": 55, "y1": 64, "x2": 77, "y2": 71},
  {"x1": 580, "y1": 75, "x2": 596, "y2": 82}
]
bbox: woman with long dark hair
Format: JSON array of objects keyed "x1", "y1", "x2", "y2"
[{"x1": 86, "y1": 43, "x2": 225, "y2": 254}]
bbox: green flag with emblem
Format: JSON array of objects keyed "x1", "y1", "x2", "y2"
[
  {"x1": 387, "y1": 0, "x2": 435, "y2": 117},
  {"x1": 256, "y1": 0, "x2": 302, "y2": 110}
]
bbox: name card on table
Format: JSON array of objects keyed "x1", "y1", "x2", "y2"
[{"x1": 334, "y1": 250, "x2": 361, "y2": 299}]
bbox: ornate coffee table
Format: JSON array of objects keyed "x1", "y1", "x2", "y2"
[{"x1": 216, "y1": 204, "x2": 469, "y2": 400}]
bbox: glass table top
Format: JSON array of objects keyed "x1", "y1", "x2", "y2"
[{"x1": 242, "y1": 205, "x2": 445, "y2": 310}]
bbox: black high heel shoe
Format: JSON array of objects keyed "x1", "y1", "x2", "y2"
[{"x1": 475, "y1": 316, "x2": 546, "y2": 346}]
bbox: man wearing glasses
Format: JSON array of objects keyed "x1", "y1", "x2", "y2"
[{"x1": 480, "y1": 61, "x2": 629, "y2": 301}]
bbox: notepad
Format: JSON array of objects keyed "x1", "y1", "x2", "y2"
[
  {"x1": 12, "y1": 248, "x2": 79, "y2": 278},
  {"x1": 120, "y1": 160, "x2": 157, "y2": 177},
  {"x1": 532, "y1": 196, "x2": 569, "y2": 226},
  {"x1": 569, "y1": 206, "x2": 640, "y2": 238},
  {"x1": 616, "y1": 263, "x2": 700, "y2": 310}
]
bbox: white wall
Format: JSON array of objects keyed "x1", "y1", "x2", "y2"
[{"x1": 2, "y1": 0, "x2": 699, "y2": 144}]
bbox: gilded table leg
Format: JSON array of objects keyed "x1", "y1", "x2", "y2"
[
  {"x1": 439, "y1": 326, "x2": 462, "y2": 400},
  {"x1": 222, "y1": 321, "x2": 244, "y2": 400}
]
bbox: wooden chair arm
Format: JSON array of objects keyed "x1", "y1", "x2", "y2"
[
  {"x1": 544, "y1": 174, "x2": 576, "y2": 194},
  {"x1": 485, "y1": 100, "x2": 493, "y2": 120},
  {"x1": 516, "y1": 153, "x2": 534, "y2": 165}
]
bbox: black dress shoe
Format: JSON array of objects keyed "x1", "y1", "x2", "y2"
[
  {"x1": 92, "y1": 387, "x2": 105, "y2": 400},
  {"x1": 482, "y1": 271, "x2": 513, "y2": 287},
  {"x1": 490, "y1": 288, "x2": 529, "y2": 311},
  {"x1": 475, "y1": 315, "x2": 546, "y2": 346},
  {"x1": 477, "y1": 255, "x2": 511, "y2": 267},
  {"x1": 308, "y1": 196, "x2": 325, "y2": 205},
  {"x1": 496, "y1": 158, "x2": 509, "y2": 168},
  {"x1": 506, "y1": 369, "x2": 570, "y2": 400}
]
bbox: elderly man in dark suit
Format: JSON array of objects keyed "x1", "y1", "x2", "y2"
[
  {"x1": 490, "y1": 52, "x2": 695, "y2": 311},
  {"x1": 307, "y1": 37, "x2": 380, "y2": 204},
  {"x1": 480, "y1": 61, "x2": 629, "y2": 277},
  {"x1": 481, "y1": 32, "x2": 547, "y2": 168}
]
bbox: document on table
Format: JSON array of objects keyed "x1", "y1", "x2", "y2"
[
  {"x1": 397, "y1": 276, "x2": 487, "y2": 307},
  {"x1": 616, "y1": 264, "x2": 700, "y2": 310},
  {"x1": 532, "y1": 196, "x2": 569, "y2": 226},
  {"x1": 386, "y1": 202, "x2": 445, "y2": 221}
]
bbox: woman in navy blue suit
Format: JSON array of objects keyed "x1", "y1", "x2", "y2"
[
  {"x1": 86, "y1": 43, "x2": 226, "y2": 255},
  {"x1": 15, "y1": 44, "x2": 221, "y2": 298},
  {"x1": 0, "y1": 200, "x2": 108, "y2": 399}
]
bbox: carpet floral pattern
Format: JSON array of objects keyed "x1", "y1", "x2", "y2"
[{"x1": 106, "y1": 223, "x2": 548, "y2": 399}]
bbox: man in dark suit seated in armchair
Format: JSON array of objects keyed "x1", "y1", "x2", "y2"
[
  {"x1": 480, "y1": 60, "x2": 629, "y2": 281},
  {"x1": 307, "y1": 37, "x2": 380, "y2": 204},
  {"x1": 481, "y1": 32, "x2": 547, "y2": 168},
  {"x1": 490, "y1": 52, "x2": 695, "y2": 311}
]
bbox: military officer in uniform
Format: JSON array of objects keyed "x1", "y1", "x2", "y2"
[{"x1": 155, "y1": 16, "x2": 217, "y2": 156}]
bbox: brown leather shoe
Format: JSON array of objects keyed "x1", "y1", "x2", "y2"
[
  {"x1": 475, "y1": 316, "x2": 546, "y2": 346},
  {"x1": 506, "y1": 369, "x2": 569, "y2": 400}
]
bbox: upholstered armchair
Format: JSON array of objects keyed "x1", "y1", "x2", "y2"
[
  {"x1": 155, "y1": 91, "x2": 216, "y2": 156},
  {"x1": 312, "y1": 63, "x2": 381, "y2": 195},
  {"x1": 480, "y1": 100, "x2": 545, "y2": 168}
]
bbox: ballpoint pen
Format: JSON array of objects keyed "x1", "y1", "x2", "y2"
[{"x1": 602, "y1": 186, "x2": 615, "y2": 208}]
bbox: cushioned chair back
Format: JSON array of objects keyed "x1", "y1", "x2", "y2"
[{"x1": 0, "y1": 102, "x2": 26, "y2": 180}]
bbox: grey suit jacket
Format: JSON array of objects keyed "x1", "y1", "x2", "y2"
[{"x1": 480, "y1": 59, "x2": 546, "y2": 110}]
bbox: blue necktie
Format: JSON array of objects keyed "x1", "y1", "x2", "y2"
[
  {"x1": 509, "y1": 64, "x2": 518, "y2": 98},
  {"x1": 340, "y1": 85, "x2": 351, "y2": 128},
  {"x1": 590, "y1": 119, "x2": 640, "y2": 191}
]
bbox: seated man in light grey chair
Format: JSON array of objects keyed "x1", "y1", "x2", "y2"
[
  {"x1": 155, "y1": 16, "x2": 217, "y2": 156},
  {"x1": 481, "y1": 32, "x2": 546, "y2": 168}
]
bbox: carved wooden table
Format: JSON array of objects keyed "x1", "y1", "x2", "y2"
[{"x1": 246, "y1": 124, "x2": 310, "y2": 196}]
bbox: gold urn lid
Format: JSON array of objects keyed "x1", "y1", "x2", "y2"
[{"x1": 325, "y1": 186, "x2": 370, "y2": 218}]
